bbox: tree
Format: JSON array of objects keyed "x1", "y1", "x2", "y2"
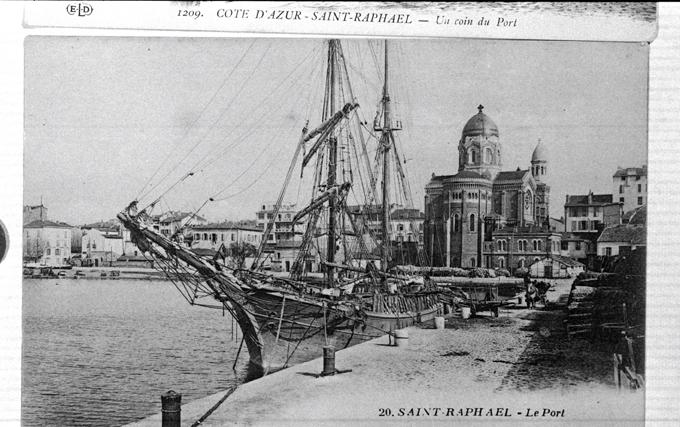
[{"x1": 229, "y1": 241, "x2": 256, "y2": 270}]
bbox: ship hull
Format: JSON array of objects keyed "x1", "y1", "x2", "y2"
[{"x1": 244, "y1": 287, "x2": 442, "y2": 370}]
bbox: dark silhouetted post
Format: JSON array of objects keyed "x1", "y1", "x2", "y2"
[
  {"x1": 161, "y1": 390, "x2": 181, "y2": 427},
  {"x1": 322, "y1": 346, "x2": 336, "y2": 376}
]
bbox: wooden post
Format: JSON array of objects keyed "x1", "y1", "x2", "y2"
[
  {"x1": 613, "y1": 354, "x2": 622, "y2": 390},
  {"x1": 161, "y1": 390, "x2": 181, "y2": 427}
]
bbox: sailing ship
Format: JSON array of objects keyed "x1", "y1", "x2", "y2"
[{"x1": 118, "y1": 39, "x2": 441, "y2": 373}]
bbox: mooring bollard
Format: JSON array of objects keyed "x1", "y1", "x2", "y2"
[
  {"x1": 317, "y1": 345, "x2": 352, "y2": 377},
  {"x1": 322, "y1": 345, "x2": 336, "y2": 376},
  {"x1": 161, "y1": 390, "x2": 181, "y2": 427}
]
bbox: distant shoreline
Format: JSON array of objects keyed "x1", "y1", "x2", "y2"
[{"x1": 23, "y1": 266, "x2": 171, "y2": 281}]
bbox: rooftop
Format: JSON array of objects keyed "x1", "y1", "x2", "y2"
[
  {"x1": 623, "y1": 205, "x2": 646, "y2": 226},
  {"x1": 494, "y1": 170, "x2": 528, "y2": 182},
  {"x1": 24, "y1": 219, "x2": 73, "y2": 229},
  {"x1": 547, "y1": 254, "x2": 584, "y2": 268},
  {"x1": 598, "y1": 224, "x2": 646, "y2": 245},
  {"x1": 391, "y1": 209, "x2": 425, "y2": 220},
  {"x1": 160, "y1": 212, "x2": 206, "y2": 224},
  {"x1": 565, "y1": 193, "x2": 615, "y2": 207},
  {"x1": 191, "y1": 222, "x2": 262, "y2": 232},
  {"x1": 613, "y1": 165, "x2": 647, "y2": 178}
]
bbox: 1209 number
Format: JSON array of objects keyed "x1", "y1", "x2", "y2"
[{"x1": 177, "y1": 10, "x2": 202, "y2": 19}]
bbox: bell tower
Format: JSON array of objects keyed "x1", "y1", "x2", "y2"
[{"x1": 531, "y1": 139, "x2": 550, "y2": 227}]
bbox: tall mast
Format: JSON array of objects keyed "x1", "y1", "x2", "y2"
[
  {"x1": 380, "y1": 40, "x2": 392, "y2": 278},
  {"x1": 326, "y1": 40, "x2": 338, "y2": 289}
]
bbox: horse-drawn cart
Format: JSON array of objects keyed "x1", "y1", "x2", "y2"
[{"x1": 438, "y1": 281, "x2": 521, "y2": 318}]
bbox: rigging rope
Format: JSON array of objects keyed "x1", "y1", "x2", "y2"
[{"x1": 136, "y1": 39, "x2": 259, "y2": 202}]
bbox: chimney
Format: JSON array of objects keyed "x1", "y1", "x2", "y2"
[{"x1": 588, "y1": 191, "x2": 593, "y2": 205}]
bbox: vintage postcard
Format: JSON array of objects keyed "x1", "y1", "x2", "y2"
[{"x1": 3, "y1": 2, "x2": 678, "y2": 427}]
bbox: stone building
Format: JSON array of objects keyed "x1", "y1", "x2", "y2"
[
  {"x1": 613, "y1": 165, "x2": 647, "y2": 213},
  {"x1": 424, "y1": 105, "x2": 554, "y2": 271},
  {"x1": 256, "y1": 204, "x2": 304, "y2": 246},
  {"x1": 23, "y1": 219, "x2": 72, "y2": 266},
  {"x1": 563, "y1": 192, "x2": 622, "y2": 269}
]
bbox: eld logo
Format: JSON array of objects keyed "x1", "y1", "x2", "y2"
[{"x1": 66, "y1": 3, "x2": 93, "y2": 17}]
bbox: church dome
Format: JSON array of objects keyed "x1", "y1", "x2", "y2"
[
  {"x1": 531, "y1": 139, "x2": 547, "y2": 162},
  {"x1": 462, "y1": 105, "x2": 499, "y2": 138}
]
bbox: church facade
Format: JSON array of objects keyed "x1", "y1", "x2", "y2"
[{"x1": 424, "y1": 105, "x2": 561, "y2": 271}]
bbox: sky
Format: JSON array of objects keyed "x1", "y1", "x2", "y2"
[{"x1": 24, "y1": 36, "x2": 648, "y2": 226}]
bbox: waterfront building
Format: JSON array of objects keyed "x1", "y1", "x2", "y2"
[
  {"x1": 613, "y1": 165, "x2": 647, "y2": 213},
  {"x1": 190, "y1": 222, "x2": 263, "y2": 251},
  {"x1": 23, "y1": 219, "x2": 72, "y2": 267},
  {"x1": 485, "y1": 225, "x2": 562, "y2": 271},
  {"x1": 81, "y1": 228, "x2": 124, "y2": 267},
  {"x1": 424, "y1": 105, "x2": 556, "y2": 271},
  {"x1": 564, "y1": 193, "x2": 621, "y2": 234},
  {"x1": 346, "y1": 204, "x2": 425, "y2": 265},
  {"x1": 82, "y1": 219, "x2": 120, "y2": 236},
  {"x1": 529, "y1": 255, "x2": 585, "y2": 279},
  {"x1": 160, "y1": 212, "x2": 208, "y2": 241},
  {"x1": 272, "y1": 240, "x2": 319, "y2": 273},
  {"x1": 563, "y1": 192, "x2": 622, "y2": 269},
  {"x1": 256, "y1": 204, "x2": 305, "y2": 245},
  {"x1": 597, "y1": 205, "x2": 646, "y2": 257},
  {"x1": 389, "y1": 208, "x2": 425, "y2": 244},
  {"x1": 559, "y1": 232, "x2": 589, "y2": 266}
]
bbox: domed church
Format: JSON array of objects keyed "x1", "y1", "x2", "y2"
[{"x1": 424, "y1": 105, "x2": 558, "y2": 271}]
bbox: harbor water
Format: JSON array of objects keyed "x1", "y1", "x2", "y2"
[{"x1": 22, "y1": 278, "x2": 264, "y2": 427}]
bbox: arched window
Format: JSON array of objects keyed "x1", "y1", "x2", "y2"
[
  {"x1": 502, "y1": 240, "x2": 507, "y2": 251},
  {"x1": 453, "y1": 214, "x2": 460, "y2": 232},
  {"x1": 469, "y1": 214, "x2": 476, "y2": 232},
  {"x1": 497, "y1": 240, "x2": 503, "y2": 251},
  {"x1": 518, "y1": 259, "x2": 525, "y2": 268},
  {"x1": 468, "y1": 149, "x2": 477, "y2": 164},
  {"x1": 537, "y1": 240, "x2": 542, "y2": 251},
  {"x1": 485, "y1": 148, "x2": 493, "y2": 164},
  {"x1": 499, "y1": 257, "x2": 505, "y2": 268},
  {"x1": 518, "y1": 240, "x2": 527, "y2": 252},
  {"x1": 497, "y1": 150, "x2": 501, "y2": 164},
  {"x1": 470, "y1": 257, "x2": 476, "y2": 268}
]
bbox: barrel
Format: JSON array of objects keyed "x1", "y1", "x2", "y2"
[
  {"x1": 461, "y1": 307, "x2": 471, "y2": 319},
  {"x1": 434, "y1": 316, "x2": 445, "y2": 330},
  {"x1": 394, "y1": 329, "x2": 409, "y2": 347}
]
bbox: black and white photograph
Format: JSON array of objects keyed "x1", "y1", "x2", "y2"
[{"x1": 3, "y1": 1, "x2": 679, "y2": 427}]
